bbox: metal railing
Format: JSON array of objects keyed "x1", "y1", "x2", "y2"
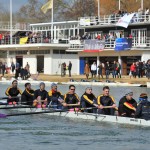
[
  {"x1": 0, "y1": 22, "x2": 31, "y2": 30},
  {"x1": 79, "y1": 13, "x2": 150, "y2": 26},
  {"x1": 68, "y1": 37, "x2": 150, "y2": 50},
  {"x1": 0, "y1": 36, "x2": 69, "y2": 45},
  {"x1": 0, "y1": 36, "x2": 150, "y2": 49}
]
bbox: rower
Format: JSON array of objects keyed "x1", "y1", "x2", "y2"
[
  {"x1": 33, "y1": 82, "x2": 48, "y2": 108},
  {"x1": 97, "y1": 86, "x2": 117, "y2": 115},
  {"x1": 48, "y1": 83, "x2": 64, "y2": 109},
  {"x1": 80, "y1": 87, "x2": 98, "y2": 113},
  {"x1": 118, "y1": 89, "x2": 137, "y2": 117},
  {"x1": 63, "y1": 85, "x2": 80, "y2": 109},
  {"x1": 21, "y1": 83, "x2": 34, "y2": 105},
  {"x1": 5, "y1": 80, "x2": 22, "y2": 105},
  {"x1": 135, "y1": 93, "x2": 150, "y2": 120}
]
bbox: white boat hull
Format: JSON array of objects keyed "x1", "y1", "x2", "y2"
[{"x1": 2, "y1": 106, "x2": 150, "y2": 127}]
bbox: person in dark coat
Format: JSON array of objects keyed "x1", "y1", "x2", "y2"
[
  {"x1": 135, "y1": 93, "x2": 150, "y2": 120},
  {"x1": 68, "y1": 61, "x2": 72, "y2": 77}
]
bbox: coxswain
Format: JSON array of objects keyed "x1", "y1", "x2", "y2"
[
  {"x1": 63, "y1": 85, "x2": 80, "y2": 109},
  {"x1": 48, "y1": 83, "x2": 64, "y2": 109},
  {"x1": 97, "y1": 86, "x2": 117, "y2": 115},
  {"x1": 5, "y1": 80, "x2": 22, "y2": 105},
  {"x1": 21, "y1": 83, "x2": 34, "y2": 105},
  {"x1": 135, "y1": 93, "x2": 150, "y2": 120},
  {"x1": 33, "y1": 82, "x2": 48, "y2": 108},
  {"x1": 80, "y1": 87, "x2": 98, "y2": 113},
  {"x1": 118, "y1": 89, "x2": 137, "y2": 117}
]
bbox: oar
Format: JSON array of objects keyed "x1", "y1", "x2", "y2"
[
  {"x1": 0, "y1": 105, "x2": 35, "y2": 110},
  {"x1": 0, "y1": 109, "x2": 66, "y2": 118},
  {"x1": 0, "y1": 96, "x2": 21, "y2": 100}
]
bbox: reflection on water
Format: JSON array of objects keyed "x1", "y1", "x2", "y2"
[{"x1": 0, "y1": 83, "x2": 150, "y2": 150}]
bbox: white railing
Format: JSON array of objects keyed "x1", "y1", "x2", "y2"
[
  {"x1": 0, "y1": 22, "x2": 31, "y2": 30},
  {"x1": 79, "y1": 13, "x2": 150, "y2": 26},
  {"x1": 0, "y1": 36, "x2": 69, "y2": 45},
  {"x1": 68, "y1": 37, "x2": 150, "y2": 50}
]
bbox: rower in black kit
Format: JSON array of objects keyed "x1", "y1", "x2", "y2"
[{"x1": 5, "y1": 80, "x2": 22, "y2": 104}]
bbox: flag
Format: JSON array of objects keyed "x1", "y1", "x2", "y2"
[
  {"x1": 116, "y1": 13, "x2": 135, "y2": 28},
  {"x1": 115, "y1": 38, "x2": 132, "y2": 51},
  {"x1": 19, "y1": 37, "x2": 28, "y2": 44},
  {"x1": 84, "y1": 40, "x2": 105, "y2": 52},
  {"x1": 41, "y1": 0, "x2": 53, "y2": 14}
]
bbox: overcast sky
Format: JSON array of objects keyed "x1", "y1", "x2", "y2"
[{"x1": 0, "y1": 0, "x2": 44, "y2": 12}]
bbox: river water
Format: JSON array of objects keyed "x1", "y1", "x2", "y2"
[{"x1": 0, "y1": 83, "x2": 150, "y2": 150}]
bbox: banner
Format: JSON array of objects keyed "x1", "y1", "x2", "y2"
[
  {"x1": 79, "y1": 18, "x2": 90, "y2": 26},
  {"x1": 84, "y1": 40, "x2": 105, "y2": 52},
  {"x1": 19, "y1": 37, "x2": 28, "y2": 44},
  {"x1": 116, "y1": 13, "x2": 135, "y2": 28},
  {"x1": 115, "y1": 38, "x2": 132, "y2": 51},
  {"x1": 41, "y1": 0, "x2": 53, "y2": 14}
]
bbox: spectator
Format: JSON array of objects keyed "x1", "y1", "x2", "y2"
[
  {"x1": 11, "y1": 62, "x2": 15, "y2": 74},
  {"x1": 61, "y1": 63, "x2": 65, "y2": 77},
  {"x1": 97, "y1": 62, "x2": 103, "y2": 79},
  {"x1": 15, "y1": 62, "x2": 20, "y2": 79},
  {"x1": 146, "y1": 59, "x2": 150, "y2": 79},
  {"x1": 91, "y1": 62, "x2": 97, "y2": 79},
  {"x1": 105, "y1": 61, "x2": 111, "y2": 79},
  {"x1": 2, "y1": 62, "x2": 6, "y2": 76},
  {"x1": 112, "y1": 61, "x2": 117, "y2": 78},
  {"x1": 84, "y1": 63, "x2": 90, "y2": 80},
  {"x1": 68, "y1": 61, "x2": 72, "y2": 77},
  {"x1": 63, "y1": 62, "x2": 66, "y2": 76},
  {"x1": 116, "y1": 62, "x2": 121, "y2": 78},
  {"x1": 130, "y1": 62, "x2": 136, "y2": 78}
]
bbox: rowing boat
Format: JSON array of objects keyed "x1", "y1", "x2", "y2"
[{"x1": 1, "y1": 104, "x2": 150, "y2": 127}]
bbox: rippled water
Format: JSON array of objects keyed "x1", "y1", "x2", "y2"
[{"x1": 0, "y1": 83, "x2": 150, "y2": 150}]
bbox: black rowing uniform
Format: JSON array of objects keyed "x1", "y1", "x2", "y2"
[
  {"x1": 97, "y1": 94, "x2": 116, "y2": 115},
  {"x1": 5, "y1": 86, "x2": 22, "y2": 103},
  {"x1": 21, "y1": 89, "x2": 34, "y2": 105},
  {"x1": 80, "y1": 92, "x2": 97, "y2": 113},
  {"x1": 64, "y1": 93, "x2": 80, "y2": 108},
  {"x1": 33, "y1": 89, "x2": 48, "y2": 103}
]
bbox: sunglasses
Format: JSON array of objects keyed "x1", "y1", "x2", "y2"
[{"x1": 70, "y1": 89, "x2": 75, "y2": 90}]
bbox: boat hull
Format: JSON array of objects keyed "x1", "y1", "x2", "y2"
[{"x1": 1, "y1": 106, "x2": 150, "y2": 127}]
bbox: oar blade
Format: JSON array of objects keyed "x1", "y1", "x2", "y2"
[{"x1": 0, "y1": 114, "x2": 7, "y2": 118}]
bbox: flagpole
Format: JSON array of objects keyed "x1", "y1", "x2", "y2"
[
  {"x1": 98, "y1": 0, "x2": 100, "y2": 16},
  {"x1": 119, "y1": 0, "x2": 121, "y2": 10},
  {"x1": 51, "y1": 0, "x2": 54, "y2": 41},
  {"x1": 10, "y1": 0, "x2": 12, "y2": 44},
  {"x1": 141, "y1": 0, "x2": 143, "y2": 10}
]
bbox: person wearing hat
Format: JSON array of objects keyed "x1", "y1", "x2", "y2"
[
  {"x1": 33, "y1": 82, "x2": 48, "y2": 108},
  {"x1": 135, "y1": 93, "x2": 150, "y2": 120},
  {"x1": 80, "y1": 87, "x2": 98, "y2": 113},
  {"x1": 118, "y1": 89, "x2": 137, "y2": 117},
  {"x1": 48, "y1": 83, "x2": 64, "y2": 109},
  {"x1": 97, "y1": 86, "x2": 117, "y2": 115}
]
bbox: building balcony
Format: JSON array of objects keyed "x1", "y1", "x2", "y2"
[
  {"x1": 79, "y1": 13, "x2": 150, "y2": 27},
  {"x1": 68, "y1": 37, "x2": 150, "y2": 51}
]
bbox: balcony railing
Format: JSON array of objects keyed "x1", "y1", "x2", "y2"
[
  {"x1": 79, "y1": 13, "x2": 150, "y2": 27},
  {"x1": 0, "y1": 22, "x2": 31, "y2": 30},
  {"x1": 0, "y1": 36, "x2": 69, "y2": 45},
  {"x1": 68, "y1": 37, "x2": 150, "y2": 51}
]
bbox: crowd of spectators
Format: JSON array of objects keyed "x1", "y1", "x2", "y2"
[
  {"x1": 84, "y1": 59, "x2": 150, "y2": 80},
  {"x1": 0, "y1": 61, "x2": 31, "y2": 80},
  {"x1": 129, "y1": 59, "x2": 150, "y2": 79}
]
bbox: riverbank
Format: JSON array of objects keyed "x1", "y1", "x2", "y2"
[{"x1": 1, "y1": 74, "x2": 149, "y2": 85}]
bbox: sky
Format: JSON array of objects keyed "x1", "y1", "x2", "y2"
[{"x1": 0, "y1": 0, "x2": 44, "y2": 12}]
